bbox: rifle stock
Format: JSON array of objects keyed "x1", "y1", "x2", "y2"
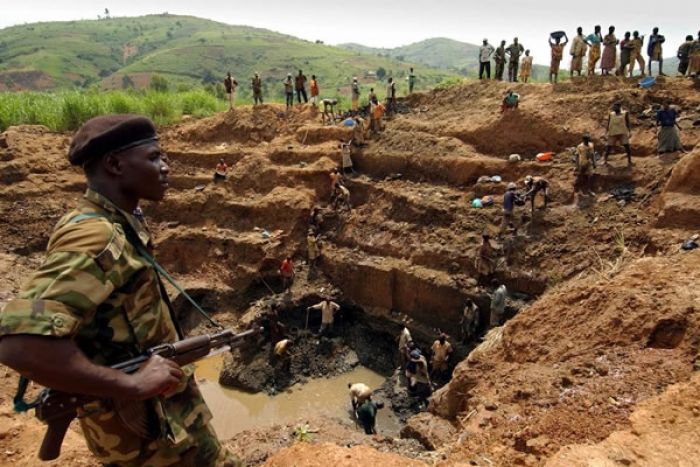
[{"x1": 34, "y1": 326, "x2": 262, "y2": 461}]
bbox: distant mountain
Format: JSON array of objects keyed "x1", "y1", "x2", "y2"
[
  {"x1": 339, "y1": 37, "x2": 550, "y2": 81},
  {"x1": 0, "y1": 15, "x2": 456, "y2": 96}
]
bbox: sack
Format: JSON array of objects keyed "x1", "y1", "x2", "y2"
[
  {"x1": 481, "y1": 195, "x2": 494, "y2": 207},
  {"x1": 514, "y1": 195, "x2": 526, "y2": 206},
  {"x1": 472, "y1": 198, "x2": 483, "y2": 209}
]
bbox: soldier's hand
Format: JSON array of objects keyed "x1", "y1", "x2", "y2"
[{"x1": 129, "y1": 355, "x2": 184, "y2": 400}]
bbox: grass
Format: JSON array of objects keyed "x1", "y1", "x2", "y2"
[
  {"x1": 0, "y1": 15, "x2": 457, "y2": 94},
  {"x1": 0, "y1": 89, "x2": 227, "y2": 131}
]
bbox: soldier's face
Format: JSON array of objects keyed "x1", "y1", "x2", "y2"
[{"x1": 119, "y1": 143, "x2": 170, "y2": 202}]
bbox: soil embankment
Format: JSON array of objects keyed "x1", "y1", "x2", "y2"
[{"x1": 1, "y1": 77, "x2": 699, "y2": 465}]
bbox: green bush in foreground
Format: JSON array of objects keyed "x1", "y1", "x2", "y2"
[{"x1": 0, "y1": 89, "x2": 229, "y2": 132}]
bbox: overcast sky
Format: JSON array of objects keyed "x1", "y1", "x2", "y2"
[{"x1": 1, "y1": 1, "x2": 697, "y2": 65}]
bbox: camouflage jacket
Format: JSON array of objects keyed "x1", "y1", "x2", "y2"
[{"x1": 0, "y1": 189, "x2": 235, "y2": 466}]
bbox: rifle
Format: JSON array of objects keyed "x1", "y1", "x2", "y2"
[{"x1": 34, "y1": 326, "x2": 263, "y2": 461}]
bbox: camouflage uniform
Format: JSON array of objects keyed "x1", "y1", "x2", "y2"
[{"x1": 0, "y1": 189, "x2": 239, "y2": 467}]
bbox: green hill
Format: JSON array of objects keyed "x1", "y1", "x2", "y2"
[
  {"x1": 0, "y1": 15, "x2": 456, "y2": 99},
  {"x1": 341, "y1": 38, "x2": 550, "y2": 81}
]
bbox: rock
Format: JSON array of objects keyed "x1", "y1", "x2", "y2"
[
  {"x1": 400, "y1": 412, "x2": 457, "y2": 450},
  {"x1": 0, "y1": 133, "x2": 7, "y2": 148},
  {"x1": 484, "y1": 401, "x2": 499, "y2": 411}
]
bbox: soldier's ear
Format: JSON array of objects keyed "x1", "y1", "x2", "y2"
[{"x1": 103, "y1": 153, "x2": 124, "y2": 176}]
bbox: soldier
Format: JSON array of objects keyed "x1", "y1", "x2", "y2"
[
  {"x1": 494, "y1": 40, "x2": 507, "y2": 81},
  {"x1": 506, "y1": 37, "x2": 525, "y2": 82},
  {"x1": 0, "y1": 115, "x2": 239, "y2": 466},
  {"x1": 252, "y1": 72, "x2": 263, "y2": 105}
]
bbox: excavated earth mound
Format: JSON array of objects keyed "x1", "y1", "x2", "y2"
[{"x1": 0, "y1": 77, "x2": 699, "y2": 465}]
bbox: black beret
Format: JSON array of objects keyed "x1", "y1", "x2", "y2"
[{"x1": 68, "y1": 114, "x2": 158, "y2": 166}]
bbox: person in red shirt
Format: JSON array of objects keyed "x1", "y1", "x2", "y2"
[
  {"x1": 214, "y1": 158, "x2": 227, "y2": 183},
  {"x1": 279, "y1": 256, "x2": 295, "y2": 290},
  {"x1": 310, "y1": 75, "x2": 320, "y2": 107}
]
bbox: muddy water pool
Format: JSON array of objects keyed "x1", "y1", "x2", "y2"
[{"x1": 195, "y1": 355, "x2": 402, "y2": 439}]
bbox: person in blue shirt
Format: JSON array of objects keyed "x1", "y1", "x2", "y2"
[
  {"x1": 656, "y1": 103, "x2": 683, "y2": 154},
  {"x1": 586, "y1": 25, "x2": 603, "y2": 75},
  {"x1": 501, "y1": 182, "x2": 518, "y2": 235}
]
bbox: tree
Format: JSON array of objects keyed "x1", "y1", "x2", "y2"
[
  {"x1": 376, "y1": 67, "x2": 387, "y2": 80},
  {"x1": 104, "y1": 8, "x2": 110, "y2": 19},
  {"x1": 122, "y1": 74, "x2": 135, "y2": 89},
  {"x1": 149, "y1": 74, "x2": 169, "y2": 92}
]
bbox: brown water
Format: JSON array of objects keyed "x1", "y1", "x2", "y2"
[{"x1": 195, "y1": 355, "x2": 402, "y2": 439}]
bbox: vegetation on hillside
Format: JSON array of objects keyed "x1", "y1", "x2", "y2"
[
  {"x1": 0, "y1": 15, "x2": 456, "y2": 96},
  {"x1": 0, "y1": 88, "x2": 225, "y2": 131}
]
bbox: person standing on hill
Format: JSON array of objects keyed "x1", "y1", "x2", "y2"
[
  {"x1": 586, "y1": 25, "x2": 603, "y2": 75},
  {"x1": 351, "y1": 77, "x2": 361, "y2": 112},
  {"x1": 604, "y1": 102, "x2": 632, "y2": 167},
  {"x1": 295, "y1": 70, "x2": 308, "y2": 104},
  {"x1": 656, "y1": 102, "x2": 683, "y2": 154},
  {"x1": 575, "y1": 132, "x2": 596, "y2": 195},
  {"x1": 677, "y1": 35, "x2": 694, "y2": 76},
  {"x1": 494, "y1": 40, "x2": 507, "y2": 81},
  {"x1": 618, "y1": 32, "x2": 633, "y2": 76},
  {"x1": 385, "y1": 77, "x2": 396, "y2": 115},
  {"x1": 479, "y1": 39, "x2": 495, "y2": 80},
  {"x1": 283, "y1": 74, "x2": 294, "y2": 110},
  {"x1": 370, "y1": 97, "x2": 385, "y2": 137},
  {"x1": 506, "y1": 38, "x2": 525, "y2": 82},
  {"x1": 310, "y1": 75, "x2": 320, "y2": 107},
  {"x1": 601, "y1": 26, "x2": 618, "y2": 76},
  {"x1": 224, "y1": 72, "x2": 238, "y2": 109},
  {"x1": 690, "y1": 32, "x2": 700, "y2": 77},
  {"x1": 628, "y1": 31, "x2": 646, "y2": 77},
  {"x1": 647, "y1": 27, "x2": 666, "y2": 76},
  {"x1": 570, "y1": 27, "x2": 588, "y2": 77},
  {"x1": 408, "y1": 67, "x2": 417, "y2": 94},
  {"x1": 519, "y1": 50, "x2": 533, "y2": 82},
  {"x1": 252, "y1": 72, "x2": 264, "y2": 105},
  {"x1": 549, "y1": 35, "x2": 568, "y2": 83}
]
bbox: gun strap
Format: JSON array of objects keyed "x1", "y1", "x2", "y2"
[
  {"x1": 13, "y1": 376, "x2": 41, "y2": 412},
  {"x1": 68, "y1": 212, "x2": 223, "y2": 330}
]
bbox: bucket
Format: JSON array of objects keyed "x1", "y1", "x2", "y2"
[
  {"x1": 550, "y1": 31, "x2": 566, "y2": 41},
  {"x1": 639, "y1": 76, "x2": 656, "y2": 89}
]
